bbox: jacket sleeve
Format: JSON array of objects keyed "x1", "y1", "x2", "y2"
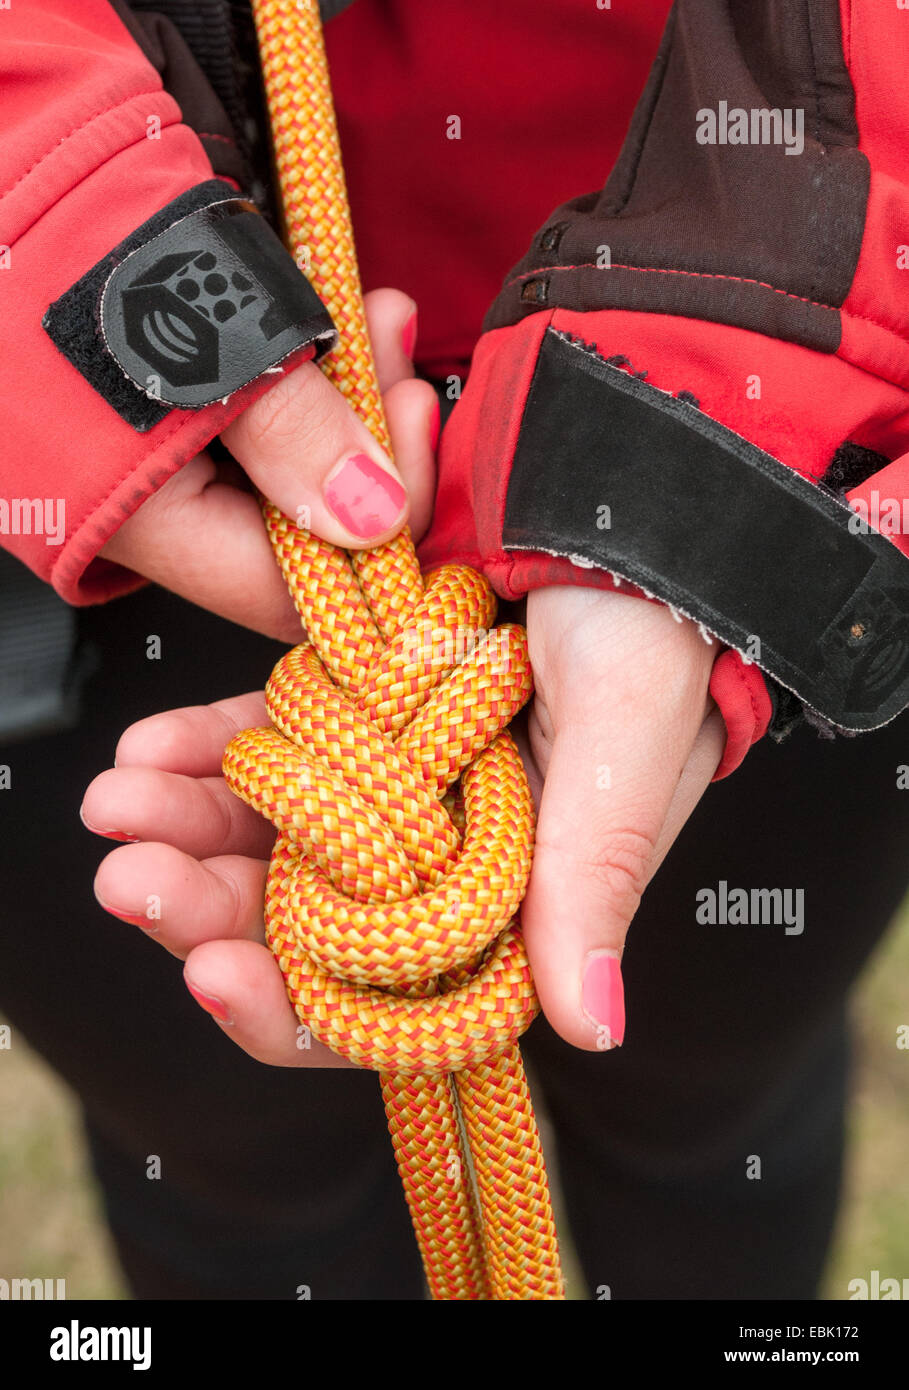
[
  {"x1": 0, "y1": 0, "x2": 334, "y2": 605},
  {"x1": 419, "y1": 0, "x2": 909, "y2": 776}
]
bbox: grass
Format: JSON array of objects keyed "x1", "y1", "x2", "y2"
[
  {"x1": 0, "y1": 1031, "x2": 125, "y2": 1299},
  {"x1": 822, "y1": 893, "x2": 909, "y2": 1297},
  {"x1": 1, "y1": 894, "x2": 906, "y2": 1301}
]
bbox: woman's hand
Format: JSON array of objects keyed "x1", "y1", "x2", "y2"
[
  {"x1": 83, "y1": 582, "x2": 725, "y2": 1065},
  {"x1": 85, "y1": 688, "x2": 356, "y2": 1067},
  {"x1": 517, "y1": 585, "x2": 724, "y2": 1051},
  {"x1": 86, "y1": 280, "x2": 727, "y2": 1063},
  {"x1": 84, "y1": 287, "x2": 437, "y2": 1068},
  {"x1": 100, "y1": 288, "x2": 437, "y2": 642}
]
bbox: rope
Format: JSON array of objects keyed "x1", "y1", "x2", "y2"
[{"x1": 230, "y1": 0, "x2": 564, "y2": 1300}]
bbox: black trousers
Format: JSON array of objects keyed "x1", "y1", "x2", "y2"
[{"x1": 1, "y1": 583, "x2": 906, "y2": 1299}]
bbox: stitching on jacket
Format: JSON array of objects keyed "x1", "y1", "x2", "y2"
[
  {"x1": 54, "y1": 336, "x2": 317, "y2": 565},
  {"x1": 846, "y1": 0, "x2": 854, "y2": 67},
  {"x1": 505, "y1": 260, "x2": 841, "y2": 312},
  {"x1": 732, "y1": 654, "x2": 763, "y2": 730},
  {"x1": 198, "y1": 132, "x2": 238, "y2": 146},
  {"x1": 508, "y1": 266, "x2": 909, "y2": 359},
  {"x1": 0, "y1": 89, "x2": 166, "y2": 202},
  {"x1": 55, "y1": 406, "x2": 204, "y2": 553},
  {"x1": 546, "y1": 320, "x2": 909, "y2": 413},
  {"x1": 8, "y1": 129, "x2": 219, "y2": 257}
]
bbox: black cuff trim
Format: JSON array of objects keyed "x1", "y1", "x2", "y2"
[
  {"x1": 503, "y1": 329, "x2": 909, "y2": 732},
  {"x1": 42, "y1": 180, "x2": 336, "y2": 432},
  {"x1": 819, "y1": 440, "x2": 891, "y2": 494}
]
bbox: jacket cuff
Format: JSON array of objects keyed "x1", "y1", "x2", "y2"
[
  {"x1": 708, "y1": 651, "x2": 773, "y2": 780},
  {"x1": 419, "y1": 309, "x2": 909, "y2": 773},
  {"x1": 4, "y1": 133, "x2": 334, "y2": 603}
]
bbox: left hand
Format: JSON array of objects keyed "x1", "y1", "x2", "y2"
[
  {"x1": 99, "y1": 288, "x2": 435, "y2": 643},
  {"x1": 83, "y1": 582, "x2": 725, "y2": 1064}
]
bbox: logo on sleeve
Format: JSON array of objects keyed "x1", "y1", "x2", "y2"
[{"x1": 100, "y1": 199, "x2": 335, "y2": 409}]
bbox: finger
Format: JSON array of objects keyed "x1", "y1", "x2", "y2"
[
  {"x1": 81, "y1": 766, "x2": 275, "y2": 860},
  {"x1": 114, "y1": 692, "x2": 269, "y2": 777},
  {"x1": 101, "y1": 453, "x2": 308, "y2": 644},
  {"x1": 221, "y1": 293, "x2": 424, "y2": 549},
  {"x1": 363, "y1": 288, "x2": 436, "y2": 539},
  {"x1": 650, "y1": 708, "x2": 726, "y2": 872},
  {"x1": 364, "y1": 287, "x2": 418, "y2": 393},
  {"x1": 182, "y1": 939, "x2": 356, "y2": 1068},
  {"x1": 383, "y1": 375, "x2": 438, "y2": 542},
  {"x1": 94, "y1": 843, "x2": 268, "y2": 959},
  {"x1": 523, "y1": 588, "x2": 714, "y2": 1053},
  {"x1": 103, "y1": 383, "x2": 438, "y2": 640},
  {"x1": 101, "y1": 289, "x2": 433, "y2": 638},
  {"x1": 223, "y1": 358, "x2": 416, "y2": 547}
]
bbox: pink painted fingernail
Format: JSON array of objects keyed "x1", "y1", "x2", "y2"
[
  {"x1": 324, "y1": 453, "x2": 406, "y2": 538},
  {"x1": 581, "y1": 951, "x2": 625, "y2": 1047},
  {"x1": 185, "y1": 979, "x2": 233, "y2": 1025},
  {"x1": 429, "y1": 397, "x2": 441, "y2": 452},
  {"x1": 401, "y1": 307, "x2": 418, "y2": 359},
  {"x1": 96, "y1": 899, "x2": 159, "y2": 932}
]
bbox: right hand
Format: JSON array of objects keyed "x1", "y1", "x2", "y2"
[
  {"x1": 82, "y1": 592, "x2": 724, "y2": 1068},
  {"x1": 100, "y1": 288, "x2": 437, "y2": 641}
]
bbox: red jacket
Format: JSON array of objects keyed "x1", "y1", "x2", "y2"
[{"x1": 2, "y1": 0, "x2": 908, "y2": 775}]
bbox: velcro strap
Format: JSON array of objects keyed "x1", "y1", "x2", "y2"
[
  {"x1": 43, "y1": 181, "x2": 336, "y2": 431},
  {"x1": 503, "y1": 328, "x2": 909, "y2": 731}
]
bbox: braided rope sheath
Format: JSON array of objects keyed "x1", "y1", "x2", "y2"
[{"x1": 234, "y1": 0, "x2": 564, "y2": 1299}]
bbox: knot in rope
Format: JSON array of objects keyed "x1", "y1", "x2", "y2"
[
  {"x1": 223, "y1": 533, "x2": 539, "y2": 1073},
  {"x1": 242, "y1": 0, "x2": 565, "y2": 1297}
]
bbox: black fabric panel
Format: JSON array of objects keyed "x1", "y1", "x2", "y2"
[
  {"x1": 499, "y1": 263, "x2": 842, "y2": 354},
  {"x1": 819, "y1": 440, "x2": 892, "y2": 494},
  {"x1": 122, "y1": 1, "x2": 239, "y2": 121},
  {"x1": 42, "y1": 181, "x2": 227, "y2": 432},
  {"x1": 0, "y1": 552, "x2": 83, "y2": 741},
  {"x1": 596, "y1": 2, "x2": 678, "y2": 220},
  {"x1": 111, "y1": 1, "x2": 252, "y2": 189},
  {"x1": 42, "y1": 183, "x2": 336, "y2": 430},
  {"x1": 502, "y1": 330, "x2": 909, "y2": 731},
  {"x1": 116, "y1": 3, "x2": 355, "y2": 217},
  {"x1": 485, "y1": 0, "x2": 868, "y2": 354}
]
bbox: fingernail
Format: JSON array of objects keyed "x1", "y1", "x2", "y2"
[
  {"x1": 429, "y1": 397, "x2": 441, "y2": 451},
  {"x1": 324, "y1": 452, "x2": 407, "y2": 539},
  {"x1": 79, "y1": 804, "x2": 140, "y2": 841},
  {"x1": 185, "y1": 979, "x2": 233, "y2": 1025},
  {"x1": 401, "y1": 306, "x2": 418, "y2": 359},
  {"x1": 95, "y1": 896, "x2": 159, "y2": 933},
  {"x1": 581, "y1": 950, "x2": 625, "y2": 1047}
]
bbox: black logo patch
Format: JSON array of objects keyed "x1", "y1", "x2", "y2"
[
  {"x1": 43, "y1": 183, "x2": 336, "y2": 431},
  {"x1": 102, "y1": 199, "x2": 336, "y2": 409}
]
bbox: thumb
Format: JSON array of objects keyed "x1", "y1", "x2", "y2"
[
  {"x1": 521, "y1": 587, "x2": 716, "y2": 1052},
  {"x1": 220, "y1": 288, "x2": 422, "y2": 551}
]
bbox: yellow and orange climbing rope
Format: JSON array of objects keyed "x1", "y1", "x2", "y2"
[{"x1": 225, "y1": 0, "x2": 564, "y2": 1299}]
